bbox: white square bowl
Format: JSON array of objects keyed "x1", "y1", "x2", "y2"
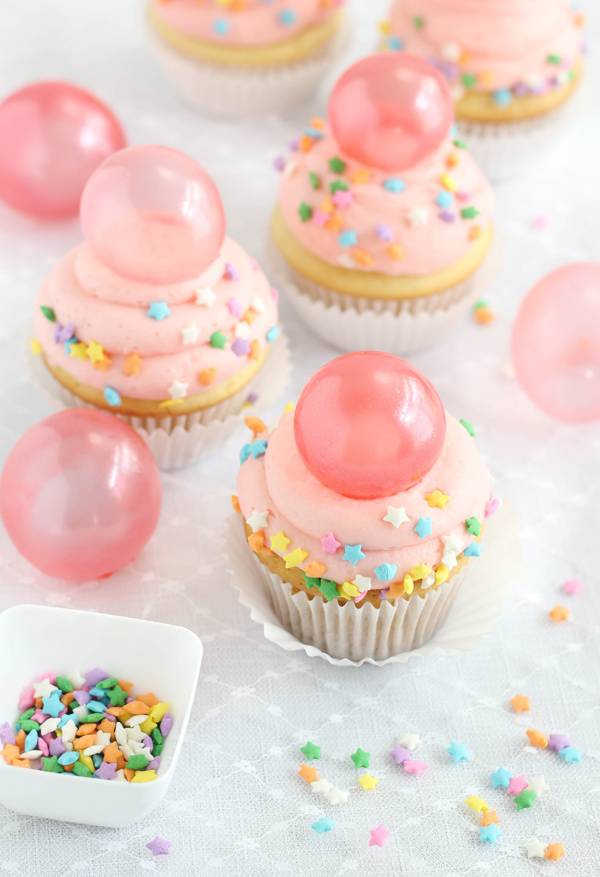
[{"x1": 0, "y1": 604, "x2": 202, "y2": 828}]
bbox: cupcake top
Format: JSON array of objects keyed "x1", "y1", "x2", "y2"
[
  {"x1": 150, "y1": 0, "x2": 342, "y2": 47},
  {"x1": 385, "y1": 0, "x2": 584, "y2": 98},
  {"x1": 277, "y1": 120, "x2": 494, "y2": 277}
]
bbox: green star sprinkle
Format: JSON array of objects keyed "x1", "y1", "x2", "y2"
[
  {"x1": 19, "y1": 719, "x2": 40, "y2": 732},
  {"x1": 42, "y1": 756, "x2": 64, "y2": 773},
  {"x1": 547, "y1": 53, "x2": 561, "y2": 65},
  {"x1": 153, "y1": 742, "x2": 163, "y2": 756},
  {"x1": 55, "y1": 676, "x2": 73, "y2": 693},
  {"x1": 465, "y1": 516, "x2": 481, "y2": 536},
  {"x1": 96, "y1": 677, "x2": 118, "y2": 690},
  {"x1": 301, "y1": 741, "x2": 322, "y2": 760},
  {"x1": 309, "y1": 171, "x2": 321, "y2": 191},
  {"x1": 40, "y1": 305, "x2": 56, "y2": 322},
  {"x1": 81, "y1": 713, "x2": 104, "y2": 723},
  {"x1": 210, "y1": 330, "x2": 228, "y2": 350},
  {"x1": 330, "y1": 180, "x2": 349, "y2": 194},
  {"x1": 151, "y1": 728, "x2": 163, "y2": 746},
  {"x1": 413, "y1": 15, "x2": 424, "y2": 29},
  {"x1": 72, "y1": 762, "x2": 93, "y2": 778},
  {"x1": 107, "y1": 685, "x2": 128, "y2": 707},
  {"x1": 461, "y1": 73, "x2": 477, "y2": 90},
  {"x1": 350, "y1": 748, "x2": 371, "y2": 769},
  {"x1": 127, "y1": 754, "x2": 150, "y2": 770},
  {"x1": 460, "y1": 419, "x2": 476, "y2": 437},
  {"x1": 461, "y1": 206, "x2": 480, "y2": 220},
  {"x1": 515, "y1": 790, "x2": 536, "y2": 810},
  {"x1": 19, "y1": 708, "x2": 35, "y2": 723},
  {"x1": 328, "y1": 156, "x2": 347, "y2": 174},
  {"x1": 298, "y1": 202, "x2": 313, "y2": 222},
  {"x1": 303, "y1": 572, "x2": 321, "y2": 590},
  {"x1": 453, "y1": 138, "x2": 468, "y2": 150},
  {"x1": 473, "y1": 300, "x2": 488, "y2": 311},
  {"x1": 317, "y1": 579, "x2": 340, "y2": 602}
]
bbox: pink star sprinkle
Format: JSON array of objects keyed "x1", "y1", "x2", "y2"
[
  {"x1": 533, "y1": 214, "x2": 551, "y2": 230},
  {"x1": 369, "y1": 824, "x2": 391, "y2": 848},
  {"x1": 507, "y1": 775, "x2": 528, "y2": 795},
  {"x1": 485, "y1": 496, "x2": 501, "y2": 517},
  {"x1": 271, "y1": 288, "x2": 279, "y2": 302},
  {"x1": 332, "y1": 190, "x2": 354, "y2": 209},
  {"x1": 404, "y1": 760, "x2": 429, "y2": 775},
  {"x1": 312, "y1": 210, "x2": 329, "y2": 227},
  {"x1": 321, "y1": 532, "x2": 341, "y2": 554},
  {"x1": 226, "y1": 297, "x2": 242, "y2": 318},
  {"x1": 355, "y1": 591, "x2": 368, "y2": 604},
  {"x1": 564, "y1": 578, "x2": 583, "y2": 595}
]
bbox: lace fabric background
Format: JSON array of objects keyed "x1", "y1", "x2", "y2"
[{"x1": 0, "y1": 1, "x2": 599, "y2": 875}]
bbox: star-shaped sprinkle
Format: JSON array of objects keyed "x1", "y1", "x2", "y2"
[
  {"x1": 425, "y1": 491, "x2": 450, "y2": 509},
  {"x1": 548, "y1": 733, "x2": 571, "y2": 752},
  {"x1": 491, "y1": 767, "x2": 513, "y2": 788},
  {"x1": 312, "y1": 817, "x2": 334, "y2": 834},
  {"x1": 317, "y1": 579, "x2": 340, "y2": 602},
  {"x1": 343, "y1": 544, "x2": 365, "y2": 564},
  {"x1": 358, "y1": 773, "x2": 379, "y2": 790},
  {"x1": 511, "y1": 694, "x2": 530, "y2": 713},
  {"x1": 559, "y1": 746, "x2": 582, "y2": 763},
  {"x1": 549, "y1": 604, "x2": 570, "y2": 622},
  {"x1": 466, "y1": 797, "x2": 489, "y2": 813},
  {"x1": 481, "y1": 810, "x2": 499, "y2": 826},
  {"x1": 398, "y1": 734, "x2": 421, "y2": 751},
  {"x1": 350, "y1": 748, "x2": 370, "y2": 769},
  {"x1": 124, "y1": 353, "x2": 141, "y2": 376},
  {"x1": 33, "y1": 679, "x2": 57, "y2": 699},
  {"x1": 146, "y1": 837, "x2": 172, "y2": 857},
  {"x1": 464, "y1": 542, "x2": 483, "y2": 557},
  {"x1": 465, "y1": 517, "x2": 481, "y2": 536},
  {"x1": 507, "y1": 775, "x2": 528, "y2": 796},
  {"x1": 390, "y1": 745, "x2": 411, "y2": 765},
  {"x1": 564, "y1": 577, "x2": 583, "y2": 595},
  {"x1": 147, "y1": 301, "x2": 171, "y2": 321},
  {"x1": 181, "y1": 323, "x2": 200, "y2": 345},
  {"x1": 407, "y1": 207, "x2": 429, "y2": 227},
  {"x1": 300, "y1": 741, "x2": 321, "y2": 760},
  {"x1": 338, "y1": 230, "x2": 357, "y2": 249},
  {"x1": 321, "y1": 532, "x2": 341, "y2": 554},
  {"x1": 86, "y1": 339, "x2": 105, "y2": 364},
  {"x1": 311, "y1": 779, "x2": 333, "y2": 795},
  {"x1": 245, "y1": 509, "x2": 269, "y2": 532},
  {"x1": 375, "y1": 223, "x2": 393, "y2": 242},
  {"x1": 196, "y1": 287, "x2": 216, "y2": 307},
  {"x1": 104, "y1": 387, "x2": 121, "y2": 407},
  {"x1": 414, "y1": 517, "x2": 432, "y2": 539},
  {"x1": 545, "y1": 843, "x2": 565, "y2": 861},
  {"x1": 523, "y1": 838, "x2": 546, "y2": 858},
  {"x1": 447, "y1": 741, "x2": 468, "y2": 762},
  {"x1": 528, "y1": 776, "x2": 549, "y2": 797},
  {"x1": 480, "y1": 825, "x2": 502, "y2": 844},
  {"x1": 68, "y1": 341, "x2": 88, "y2": 360},
  {"x1": 41, "y1": 755, "x2": 64, "y2": 773},
  {"x1": 442, "y1": 533, "x2": 464, "y2": 556},
  {"x1": 369, "y1": 824, "x2": 390, "y2": 848},
  {"x1": 374, "y1": 563, "x2": 397, "y2": 582},
  {"x1": 460, "y1": 418, "x2": 476, "y2": 436},
  {"x1": 284, "y1": 548, "x2": 308, "y2": 569},
  {"x1": 42, "y1": 691, "x2": 64, "y2": 718},
  {"x1": 383, "y1": 506, "x2": 410, "y2": 527},
  {"x1": 324, "y1": 787, "x2": 349, "y2": 805},
  {"x1": 404, "y1": 760, "x2": 428, "y2": 775},
  {"x1": 353, "y1": 574, "x2": 372, "y2": 591},
  {"x1": 95, "y1": 760, "x2": 117, "y2": 780},
  {"x1": 269, "y1": 532, "x2": 290, "y2": 552},
  {"x1": 168, "y1": 380, "x2": 188, "y2": 400},
  {"x1": 210, "y1": 330, "x2": 227, "y2": 350},
  {"x1": 515, "y1": 790, "x2": 536, "y2": 810},
  {"x1": 298, "y1": 764, "x2": 319, "y2": 784}
]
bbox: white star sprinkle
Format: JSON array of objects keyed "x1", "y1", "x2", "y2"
[
  {"x1": 60, "y1": 720, "x2": 78, "y2": 744},
  {"x1": 246, "y1": 509, "x2": 269, "y2": 532},
  {"x1": 181, "y1": 322, "x2": 200, "y2": 345},
  {"x1": 284, "y1": 159, "x2": 298, "y2": 179},
  {"x1": 422, "y1": 572, "x2": 436, "y2": 589},
  {"x1": 324, "y1": 787, "x2": 349, "y2": 805},
  {"x1": 528, "y1": 776, "x2": 549, "y2": 797},
  {"x1": 441, "y1": 41, "x2": 462, "y2": 62},
  {"x1": 250, "y1": 295, "x2": 265, "y2": 314},
  {"x1": 196, "y1": 287, "x2": 216, "y2": 307},
  {"x1": 235, "y1": 320, "x2": 251, "y2": 339},
  {"x1": 442, "y1": 534, "x2": 464, "y2": 555},
  {"x1": 39, "y1": 718, "x2": 60, "y2": 736},
  {"x1": 67, "y1": 670, "x2": 86, "y2": 690},
  {"x1": 407, "y1": 207, "x2": 429, "y2": 228},
  {"x1": 352, "y1": 574, "x2": 372, "y2": 590},
  {"x1": 523, "y1": 838, "x2": 546, "y2": 859},
  {"x1": 83, "y1": 730, "x2": 111, "y2": 756},
  {"x1": 383, "y1": 506, "x2": 410, "y2": 528},
  {"x1": 311, "y1": 779, "x2": 334, "y2": 795},
  {"x1": 168, "y1": 380, "x2": 188, "y2": 400},
  {"x1": 338, "y1": 254, "x2": 355, "y2": 269},
  {"x1": 399, "y1": 734, "x2": 421, "y2": 751},
  {"x1": 33, "y1": 679, "x2": 58, "y2": 699}
]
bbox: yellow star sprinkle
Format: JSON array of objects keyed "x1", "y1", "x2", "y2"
[
  {"x1": 284, "y1": 548, "x2": 309, "y2": 569},
  {"x1": 68, "y1": 342, "x2": 88, "y2": 360},
  {"x1": 403, "y1": 574, "x2": 414, "y2": 595},
  {"x1": 435, "y1": 565, "x2": 449, "y2": 585},
  {"x1": 269, "y1": 532, "x2": 290, "y2": 552},
  {"x1": 30, "y1": 338, "x2": 42, "y2": 356},
  {"x1": 425, "y1": 490, "x2": 450, "y2": 509},
  {"x1": 358, "y1": 773, "x2": 379, "y2": 790},
  {"x1": 378, "y1": 20, "x2": 391, "y2": 35},
  {"x1": 86, "y1": 339, "x2": 105, "y2": 364},
  {"x1": 410, "y1": 564, "x2": 432, "y2": 581},
  {"x1": 283, "y1": 402, "x2": 295, "y2": 414},
  {"x1": 158, "y1": 398, "x2": 183, "y2": 408},
  {"x1": 466, "y1": 796, "x2": 489, "y2": 813},
  {"x1": 340, "y1": 582, "x2": 359, "y2": 599},
  {"x1": 441, "y1": 173, "x2": 457, "y2": 193}
]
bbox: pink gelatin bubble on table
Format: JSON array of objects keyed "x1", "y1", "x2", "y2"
[
  {"x1": 0, "y1": 81, "x2": 126, "y2": 220},
  {"x1": 80, "y1": 144, "x2": 226, "y2": 285},
  {"x1": 0, "y1": 409, "x2": 162, "y2": 581},
  {"x1": 328, "y1": 54, "x2": 454, "y2": 173},
  {"x1": 511, "y1": 263, "x2": 600, "y2": 423},
  {"x1": 294, "y1": 352, "x2": 446, "y2": 500}
]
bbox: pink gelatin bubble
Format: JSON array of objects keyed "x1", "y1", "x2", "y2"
[
  {"x1": 294, "y1": 352, "x2": 446, "y2": 500},
  {"x1": 512, "y1": 263, "x2": 600, "y2": 423},
  {"x1": 328, "y1": 54, "x2": 454, "y2": 173},
  {"x1": 0, "y1": 410, "x2": 162, "y2": 581},
  {"x1": 0, "y1": 81, "x2": 126, "y2": 220},
  {"x1": 80, "y1": 144, "x2": 226, "y2": 285}
]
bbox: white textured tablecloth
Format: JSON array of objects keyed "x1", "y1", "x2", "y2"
[{"x1": 0, "y1": 2, "x2": 599, "y2": 875}]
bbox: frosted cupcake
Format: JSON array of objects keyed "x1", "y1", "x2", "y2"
[
  {"x1": 148, "y1": 0, "x2": 350, "y2": 117},
  {"x1": 31, "y1": 146, "x2": 282, "y2": 469},
  {"x1": 382, "y1": 0, "x2": 585, "y2": 179},
  {"x1": 269, "y1": 53, "x2": 498, "y2": 355},
  {"x1": 233, "y1": 352, "x2": 496, "y2": 662}
]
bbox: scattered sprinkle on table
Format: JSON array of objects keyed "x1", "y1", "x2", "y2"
[
  {"x1": 510, "y1": 694, "x2": 530, "y2": 713},
  {"x1": 447, "y1": 741, "x2": 469, "y2": 762},
  {"x1": 146, "y1": 837, "x2": 172, "y2": 857},
  {"x1": 549, "y1": 604, "x2": 570, "y2": 622},
  {"x1": 564, "y1": 578, "x2": 583, "y2": 595},
  {"x1": 300, "y1": 741, "x2": 321, "y2": 760},
  {"x1": 369, "y1": 824, "x2": 391, "y2": 848},
  {"x1": 350, "y1": 747, "x2": 371, "y2": 768},
  {"x1": 312, "y1": 817, "x2": 334, "y2": 834}
]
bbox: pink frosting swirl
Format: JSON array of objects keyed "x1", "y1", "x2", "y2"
[
  {"x1": 34, "y1": 237, "x2": 278, "y2": 401},
  {"x1": 238, "y1": 412, "x2": 492, "y2": 587}
]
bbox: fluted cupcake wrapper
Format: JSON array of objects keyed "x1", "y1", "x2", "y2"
[
  {"x1": 29, "y1": 331, "x2": 291, "y2": 471},
  {"x1": 224, "y1": 500, "x2": 524, "y2": 667},
  {"x1": 148, "y1": 16, "x2": 351, "y2": 118}
]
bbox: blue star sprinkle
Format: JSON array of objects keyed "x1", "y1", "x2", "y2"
[
  {"x1": 266, "y1": 326, "x2": 280, "y2": 343},
  {"x1": 447, "y1": 741, "x2": 469, "y2": 763},
  {"x1": 312, "y1": 817, "x2": 335, "y2": 834},
  {"x1": 414, "y1": 517, "x2": 432, "y2": 539},
  {"x1": 250, "y1": 440, "x2": 268, "y2": 459},
  {"x1": 559, "y1": 746, "x2": 582, "y2": 763},
  {"x1": 436, "y1": 190, "x2": 453, "y2": 209},
  {"x1": 464, "y1": 542, "x2": 483, "y2": 557},
  {"x1": 104, "y1": 387, "x2": 121, "y2": 407},
  {"x1": 213, "y1": 19, "x2": 230, "y2": 36},
  {"x1": 493, "y1": 89, "x2": 513, "y2": 106},
  {"x1": 480, "y1": 824, "x2": 502, "y2": 844},
  {"x1": 147, "y1": 301, "x2": 171, "y2": 321},
  {"x1": 384, "y1": 178, "x2": 406, "y2": 193},
  {"x1": 338, "y1": 230, "x2": 357, "y2": 249},
  {"x1": 240, "y1": 444, "x2": 252, "y2": 464},
  {"x1": 42, "y1": 691, "x2": 63, "y2": 718},
  {"x1": 374, "y1": 563, "x2": 398, "y2": 582},
  {"x1": 490, "y1": 767, "x2": 513, "y2": 788},
  {"x1": 343, "y1": 544, "x2": 365, "y2": 564},
  {"x1": 278, "y1": 9, "x2": 297, "y2": 25}
]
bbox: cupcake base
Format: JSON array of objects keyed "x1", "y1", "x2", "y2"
[
  {"x1": 30, "y1": 331, "x2": 291, "y2": 470},
  {"x1": 149, "y1": 15, "x2": 351, "y2": 118}
]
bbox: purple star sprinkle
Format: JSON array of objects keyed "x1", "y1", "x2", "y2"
[
  {"x1": 146, "y1": 837, "x2": 172, "y2": 857},
  {"x1": 227, "y1": 296, "x2": 242, "y2": 318},
  {"x1": 288, "y1": 137, "x2": 300, "y2": 152},
  {"x1": 147, "y1": 756, "x2": 161, "y2": 771},
  {"x1": 548, "y1": 733, "x2": 571, "y2": 752},
  {"x1": 84, "y1": 668, "x2": 109, "y2": 687},
  {"x1": 49, "y1": 736, "x2": 65, "y2": 757},
  {"x1": 247, "y1": 393, "x2": 259, "y2": 405},
  {"x1": 54, "y1": 323, "x2": 75, "y2": 345},
  {"x1": 273, "y1": 155, "x2": 286, "y2": 173},
  {"x1": 225, "y1": 263, "x2": 240, "y2": 281},
  {"x1": 513, "y1": 83, "x2": 529, "y2": 97},
  {"x1": 142, "y1": 735, "x2": 153, "y2": 750},
  {"x1": 390, "y1": 745, "x2": 411, "y2": 765},
  {"x1": 73, "y1": 690, "x2": 91, "y2": 706},
  {"x1": 439, "y1": 211, "x2": 456, "y2": 223},
  {"x1": 96, "y1": 761, "x2": 118, "y2": 780},
  {"x1": 375, "y1": 223, "x2": 394, "y2": 242},
  {"x1": 232, "y1": 338, "x2": 251, "y2": 357},
  {"x1": 160, "y1": 712, "x2": 173, "y2": 738},
  {"x1": 1, "y1": 722, "x2": 15, "y2": 746}
]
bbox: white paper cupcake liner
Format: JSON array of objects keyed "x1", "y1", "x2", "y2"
[
  {"x1": 29, "y1": 332, "x2": 291, "y2": 470},
  {"x1": 265, "y1": 233, "x2": 502, "y2": 355},
  {"x1": 224, "y1": 499, "x2": 525, "y2": 666},
  {"x1": 149, "y1": 16, "x2": 351, "y2": 118}
]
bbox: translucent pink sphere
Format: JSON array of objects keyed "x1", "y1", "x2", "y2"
[
  {"x1": 328, "y1": 54, "x2": 454, "y2": 173},
  {"x1": 80, "y1": 145, "x2": 226, "y2": 285},
  {"x1": 512, "y1": 263, "x2": 600, "y2": 423},
  {"x1": 294, "y1": 352, "x2": 446, "y2": 500},
  {"x1": 0, "y1": 410, "x2": 162, "y2": 581},
  {"x1": 0, "y1": 81, "x2": 126, "y2": 220}
]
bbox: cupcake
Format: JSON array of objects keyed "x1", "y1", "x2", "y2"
[
  {"x1": 269, "y1": 53, "x2": 498, "y2": 356},
  {"x1": 148, "y1": 0, "x2": 350, "y2": 117},
  {"x1": 232, "y1": 352, "x2": 497, "y2": 662},
  {"x1": 381, "y1": 0, "x2": 585, "y2": 180},
  {"x1": 31, "y1": 145, "x2": 282, "y2": 469}
]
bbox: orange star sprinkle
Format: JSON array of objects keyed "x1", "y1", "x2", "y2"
[
  {"x1": 124, "y1": 353, "x2": 141, "y2": 376},
  {"x1": 231, "y1": 495, "x2": 242, "y2": 514},
  {"x1": 469, "y1": 226, "x2": 482, "y2": 241},
  {"x1": 244, "y1": 416, "x2": 266, "y2": 440},
  {"x1": 93, "y1": 355, "x2": 112, "y2": 372},
  {"x1": 526, "y1": 729, "x2": 548, "y2": 749},
  {"x1": 511, "y1": 694, "x2": 530, "y2": 713},
  {"x1": 310, "y1": 117, "x2": 326, "y2": 131},
  {"x1": 387, "y1": 581, "x2": 406, "y2": 600},
  {"x1": 545, "y1": 843, "x2": 565, "y2": 861},
  {"x1": 11, "y1": 757, "x2": 30, "y2": 768},
  {"x1": 474, "y1": 307, "x2": 496, "y2": 325},
  {"x1": 249, "y1": 339, "x2": 261, "y2": 361},
  {"x1": 1, "y1": 743, "x2": 20, "y2": 763},
  {"x1": 353, "y1": 250, "x2": 374, "y2": 268},
  {"x1": 305, "y1": 562, "x2": 326, "y2": 578},
  {"x1": 481, "y1": 810, "x2": 499, "y2": 826},
  {"x1": 550, "y1": 605, "x2": 570, "y2": 622},
  {"x1": 325, "y1": 214, "x2": 343, "y2": 233},
  {"x1": 198, "y1": 367, "x2": 217, "y2": 386},
  {"x1": 446, "y1": 153, "x2": 459, "y2": 169},
  {"x1": 298, "y1": 764, "x2": 319, "y2": 784},
  {"x1": 387, "y1": 244, "x2": 404, "y2": 260},
  {"x1": 248, "y1": 531, "x2": 265, "y2": 552},
  {"x1": 243, "y1": 309, "x2": 256, "y2": 325},
  {"x1": 299, "y1": 135, "x2": 315, "y2": 153}
]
